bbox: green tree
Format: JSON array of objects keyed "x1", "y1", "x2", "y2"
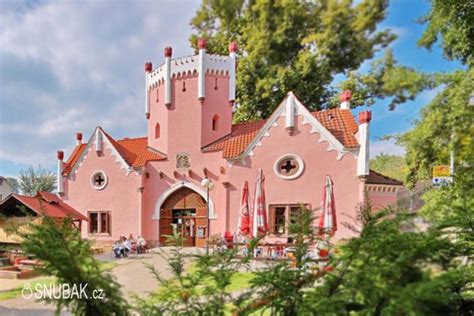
[
  {"x1": 190, "y1": 0, "x2": 434, "y2": 120},
  {"x1": 370, "y1": 153, "x2": 406, "y2": 182},
  {"x1": 18, "y1": 216, "x2": 129, "y2": 315},
  {"x1": 304, "y1": 200, "x2": 473, "y2": 315},
  {"x1": 18, "y1": 166, "x2": 56, "y2": 196},
  {"x1": 418, "y1": 0, "x2": 474, "y2": 66}
]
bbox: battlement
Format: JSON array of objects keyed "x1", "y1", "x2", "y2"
[
  {"x1": 147, "y1": 53, "x2": 233, "y2": 89},
  {"x1": 144, "y1": 39, "x2": 238, "y2": 116}
]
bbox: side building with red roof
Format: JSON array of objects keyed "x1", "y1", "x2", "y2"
[
  {"x1": 55, "y1": 40, "x2": 403, "y2": 247},
  {"x1": 0, "y1": 192, "x2": 87, "y2": 244}
]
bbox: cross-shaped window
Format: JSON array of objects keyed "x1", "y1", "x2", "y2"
[
  {"x1": 94, "y1": 174, "x2": 105, "y2": 186},
  {"x1": 280, "y1": 160, "x2": 296, "y2": 174},
  {"x1": 91, "y1": 171, "x2": 107, "y2": 189}
]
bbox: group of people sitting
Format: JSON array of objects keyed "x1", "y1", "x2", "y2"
[{"x1": 112, "y1": 234, "x2": 147, "y2": 258}]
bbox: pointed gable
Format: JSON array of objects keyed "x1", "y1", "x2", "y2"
[
  {"x1": 202, "y1": 92, "x2": 360, "y2": 160},
  {"x1": 63, "y1": 127, "x2": 165, "y2": 176}
]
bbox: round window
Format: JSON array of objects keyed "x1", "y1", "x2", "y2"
[
  {"x1": 90, "y1": 171, "x2": 108, "y2": 190},
  {"x1": 274, "y1": 154, "x2": 305, "y2": 180}
]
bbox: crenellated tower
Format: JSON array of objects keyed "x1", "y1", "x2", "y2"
[{"x1": 144, "y1": 39, "x2": 237, "y2": 155}]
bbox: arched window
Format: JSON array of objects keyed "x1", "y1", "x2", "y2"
[
  {"x1": 155, "y1": 123, "x2": 160, "y2": 139},
  {"x1": 212, "y1": 114, "x2": 219, "y2": 131}
]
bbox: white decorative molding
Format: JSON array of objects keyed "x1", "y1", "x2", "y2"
[
  {"x1": 198, "y1": 48, "x2": 206, "y2": 99},
  {"x1": 164, "y1": 55, "x2": 172, "y2": 105},
  {"x1": 228, "y1": 51, "x2": 236, "y2": 102},
  {"x1": 146, "y1": 54, "x2": 233, "y2": 91},
  {"x1": 366, "y1": 184, "x2": 401, "y2": 193},
  {"x1": 57, "y1": 160, "x2": 64, "y2": 194},
  {"x1": 90, "y1": 170, "x2": 108, "y2": 190},
  {"x1": 357, "y1": 122, "x2": 370, "y2": 176},
  {"x1": 68, "y1": 127, "x2": 134, "y2": 177},
  {"x1": 145, "y1": 74, "x2": 150, "y2": 117},
  {"x1": 285, "y1": 93, "x2": 295, "y2": 129},
  {"x1": 152, "y1": 181, "x2": 216, "y2": 220},
  {"x1": 234, "y1": 92, "x2": 350, "y2": 162},
  {"x1": 95, "y1": 130, "x2": 102, "y2": 152}
]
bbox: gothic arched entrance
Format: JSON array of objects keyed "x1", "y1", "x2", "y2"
[{"x1": 159, "y1": 187, "x2": 208, "y2": 247}]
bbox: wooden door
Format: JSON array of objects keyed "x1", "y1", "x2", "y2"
[{"x1": 195, "y1": 207, "x2": 208, "y2": 248}]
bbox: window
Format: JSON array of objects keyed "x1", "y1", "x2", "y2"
[
  {"x1": 91, "y1": 171, "x2": 107, "y2": 190},
  {"x1": 268, "y1": 204, "x2": 310, "y2": 235},
  {"x1": 88, "y1": 211, "x2": 111, "y2": 235},
  {"x1": 155, "y1": 123, "x2": 160, "y2": 139},
  {"x1": 274, "y1": 154, "x2": 305, "y2": 180},
  {"x1": 212, "y1": 114, "x2": 219, "y2": 131}
]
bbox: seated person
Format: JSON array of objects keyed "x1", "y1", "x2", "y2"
[
  {"x1": 137, "y1": 236, "x2": 147, "y2": 254},
  {"x1": 283, "y1": 237, "x2": 296, "y2": 257},
  {"x1": 112, "y1": 240, "x2": 125, "y2": 258},
  {"x1": 123, "y1": 237, "x2": 132, "y2": 257}
]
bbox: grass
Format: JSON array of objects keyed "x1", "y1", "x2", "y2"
[
  {"x1": 0, "y1": 260, "x2": 118, "y2": 301},
  {"x1": 0, "y1": 276, "x2": 56, "y2": 301}
]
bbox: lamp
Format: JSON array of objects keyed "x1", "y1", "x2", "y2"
[{"x1": 201, "y1": 177, "x2": 213, "y2": 254}]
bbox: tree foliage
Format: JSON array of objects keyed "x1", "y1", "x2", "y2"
[
  {"x1": 190, "y1": 0, "x2": 433, "y2": 121},
  {"x1": 370, "y1": 153, "x2": 406, "y2": 182},
  {"x1": 18, "y1": 166, "x2": 56, "y2": 196},
  {"x1": 418, "y1": 0, "x2": 474, "y2": 66},
  {"x1": 18, "y1": 216, "x2": 129, "y2": 315}
]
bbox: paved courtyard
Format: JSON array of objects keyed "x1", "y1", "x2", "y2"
[{"x1": 0, "y1": 248, "x2": 201, "y2": 315}]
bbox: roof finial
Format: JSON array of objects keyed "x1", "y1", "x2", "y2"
[
  {"x1": 228, "y1": 41, "x2": 238, "y2": 53},
  {"x1": 144, "y1": 62, "x2": 153, "y2": 72},
  {"x1": 164, "y1": 47, "x2": 172, "y2": 58},
  {"x1": 198, "y1": 38, "x2": 207, "y2": 50},
  {"x1": 339, "y1": 90, "x2": 352, "y2": 110}
]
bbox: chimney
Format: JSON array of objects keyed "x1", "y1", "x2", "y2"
[
  {"x1": 57, "y1": 151, "x2": 64, "y2": 194},
  {"x1": 144, "y1": 62, "x2": 152, "y2": 118},
  {"x1": 228, "y1": 41, "x2": 238, "y2": 105},
  {"x1": 198, "y1": 38, "x2": 207, "y2": 102},
  {"x1": 164, "y1": 47, "x2": 172, "y2": 107},
  {"x1": 357, "y1": 110, "x2": 372, "y2": 177},
  {"x1": 340, "y1": 90, "x2": 352, "y2": 110},
  {"x1": 76, "y1": 132, "x2": 83, "y2": 145}
]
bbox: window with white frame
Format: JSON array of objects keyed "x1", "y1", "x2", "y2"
[
  {"x1": 268, "y1": 204, "x2": 309, "y2": 235},
  {"x1": 88, "y1": 211, "x2": 111, "y2": 235}
]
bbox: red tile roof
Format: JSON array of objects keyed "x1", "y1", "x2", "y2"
[
  {"x1": 102, "y1": 132, "x2": 165, "y2": 168},
  {"x1": 64, "y1": 108, "x2": 359, "y2": 169},
  {"x1": 63, "y1": 132, "x2": 165, "y2": 176},
  {"x1": 203, "y1": 108, "x2": 359, "y2": 158},
  {"x1": 10, "y1": 192, "x2": 88, "y2": 221},
  {"x1": 203, "y1": 120, "x2": 266, "y2": 158},
  {"x1": 313, "y1": 109, "x2": 359, "y2": 148},
  {"x1": 366, "y1": 170, "x2": 403, "y2": 186}
]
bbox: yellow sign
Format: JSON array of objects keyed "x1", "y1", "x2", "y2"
[{"x1": 433, "y1": 165, "x2": 450, "y2": 177}]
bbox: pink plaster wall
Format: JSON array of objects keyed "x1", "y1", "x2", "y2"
[
  {"x1": 147, "y1": 74, "x2": 232, "y2": 154},
  {"x1": 62, "y1": 143, "x2": 143, "y2": 243},
  {"x1": 201, "y1": 75, "x2": 232, "y2": 147},
  {"x1": 140, "y1": 115, "x2": 362, "y2": 244},
  {"x1": 368, "y1": 192, "x2": 399, "y2": 211}
]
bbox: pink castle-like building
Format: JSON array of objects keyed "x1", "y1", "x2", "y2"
[{"x1": 56, "y1": 40, "x2": 402, "y2": 247}]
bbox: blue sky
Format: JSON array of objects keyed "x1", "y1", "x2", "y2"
[{"x1": 0, "y1": 0, "x2": 463, "y2": 177}]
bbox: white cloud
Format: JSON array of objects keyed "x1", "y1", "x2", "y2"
[
  {"x1": 370, "y1": 138, "x2": 406, "y2": 158},
  {"x1": 0, "y1": 0, "x2": 200, "y2": 174}
]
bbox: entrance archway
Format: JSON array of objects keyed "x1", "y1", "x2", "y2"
[{"x1": 159, "y1": 187, "x2": 208, "y2": 247}]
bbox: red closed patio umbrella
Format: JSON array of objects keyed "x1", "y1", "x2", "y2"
[
  {"x1": 319, "y1": 175, "x2": 337, "y2": 236},
  {"x1": 252, "y1": 169, "x2": 268, "y2": 237},
  {"x1": 238, "y1": 181, "x2": 251, "y2": 235}
]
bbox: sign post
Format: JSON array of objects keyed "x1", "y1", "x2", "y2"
[{"x1": 432, "y1": 165, "x2": 452, "y2": 187}]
